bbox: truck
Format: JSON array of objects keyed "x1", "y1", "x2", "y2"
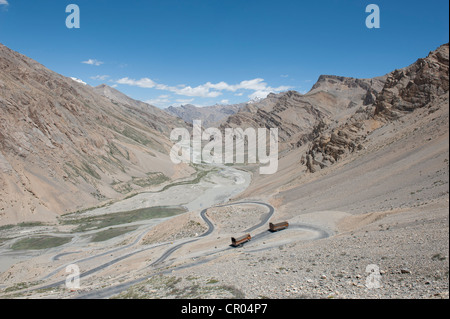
[
  {"x1": 269, "y1": 221, "x2": 289, "y2": 232},
  {"x1": 231, "y1": 234, "x2": 252, "y2": 247}
]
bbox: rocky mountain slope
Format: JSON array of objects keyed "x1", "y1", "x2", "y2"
[
  {"x1": 220, "y1": 44, "x2": 448, "y2": 174},
  {"x1": 225, "y1": 45, "x2": 448, "y2": 299},
  {"x1": 220, "y1": 75, "x2": 387, "y2": 153},
  {"x1": 303, "y1": 43, "x2": 449, "y2": 173},
  {"x1": 233, "y1": 43, "x2": 448, "y2": 204},
  {"x1": 0, "y1": 43, "x2": 192, "y2": 226},
  {"x1": 374, "y1": 44, "x2": 449, "y2": 118},
  {"x1": 93, "y1": 84, "x2": 185, "y2": 134}
]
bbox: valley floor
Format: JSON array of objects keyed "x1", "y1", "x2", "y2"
[{"x1": 0, "y1": 100, "x2": 448, "y2": 300}]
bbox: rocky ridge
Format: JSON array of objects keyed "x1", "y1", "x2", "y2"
[{"x1": 304, "y1": 43, "x2": 449, "y2": 173}]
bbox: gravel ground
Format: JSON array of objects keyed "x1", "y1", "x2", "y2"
[{"x1": 125, "y1": 199, "x2": 447, "y2": 299}]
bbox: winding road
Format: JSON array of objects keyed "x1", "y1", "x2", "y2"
[
  {"x1": 149, "y1": 201, "x2": 274, "y2": 267},
  {"x1": 9, "y1": 199, "x2": 331, "y2": 298},
  {"x1": 74, "y1": 201, "x2": 331, "y2": 299}
]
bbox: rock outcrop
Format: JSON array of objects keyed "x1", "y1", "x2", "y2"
[
  {"x1": 375, "y1": 43, "x2": 449, "y2": 118},
  {"x1": 303, "y1": 43, "x2": 449, "y2": 173}
]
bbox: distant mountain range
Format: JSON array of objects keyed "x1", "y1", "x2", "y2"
[
  {"x1": 0, "y1": 42, "x2": 448, "y2": 225},
  {"x1": 165, "y1": 103, "x2": 246, "y2": 127}
]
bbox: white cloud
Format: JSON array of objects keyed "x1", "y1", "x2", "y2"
[
  {"x1": 117, "y1": 77, "x2": 156, "y2": 88},
  {"x1": 249, "y1": 90, "x2": 272, "y2": 100},
  {"x1": 70, "y1": 77, "x2": 87, "y2": 85},
  {"x1": 0, "y1": 0, "x2": 9, "y2": 5},
  {"x1": 174, "y1": 85, "x2": 222, "y2": 98},
  {"x1": 248, "y1": 84, "x2": 292, "y2": 100},
  {"x1": 144, "y1": 95, "x2": 171, "y2": 107},
  {"x1": 116, "y1": 76, "x2": 293, "y2": 100},
  {"x1": 116, "y1": 77, "x2": 222, "y2": 98},
  {"x1": 220, "y1": 99, "x2": 230, "y2": 104},
  {"x1": 235, "y1": 78, "x2": 267, "y2": 91},
  {"x1": 90, "y1": 75, "x2": 110, "y2": 81},
  {"x1": 175, "y1": 98, "x2": 195, "y2": 104},
  {"x1": 82, "y1": 59, "x2": 104, "y2": 66}
]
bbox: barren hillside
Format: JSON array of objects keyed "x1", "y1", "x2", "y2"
[
  {"x1": 220, "y1": 75, "x2": 386, "y2": 153},
  {"x1": 0, "y1": 43, "x2": 192, "y2": 226}
]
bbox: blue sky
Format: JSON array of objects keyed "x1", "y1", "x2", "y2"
[{"x1": 0, "y1": 0, "x2": 448, "y2": 108}]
